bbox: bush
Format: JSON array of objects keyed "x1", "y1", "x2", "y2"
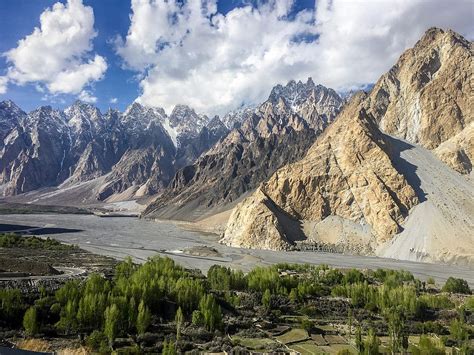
[
  {"x1": 86, "y1": 330, "x2": 109, "y2": 352},
  {"x1": 442, "y1": 277, "x2": 471, "y2": 294},
  {"x1": 411, "y1": 335, "x2": 445, "y2": 355}
]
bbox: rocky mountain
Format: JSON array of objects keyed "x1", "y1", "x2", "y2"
[
  {"x1": 366, "y1": 28, "x2": 473, "y2": 172},
  {"x1": 0, "y1": 101, "x2": 227, "y2": 202},
  {"x1": 434, "y1": 122, "x2": 473, "y2": 176},
  {"x1": 143, "y1": 80, "x2": 344, "y2": 220},
  {"x1": 221, "y1": 28, "x2": 474, "y2": 265},
  {"x1": 221, "y1": 106, "x2": 256, "y2": 129}
]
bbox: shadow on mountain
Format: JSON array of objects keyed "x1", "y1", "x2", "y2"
[
  {"x1": 0, "y1": 224, "x2": 82, "y2": 235},
  {"x1": 384, "y1": 135, "x2": 427, "y2": 202}
]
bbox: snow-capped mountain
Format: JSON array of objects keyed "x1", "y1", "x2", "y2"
[
  {"x1": 0, "y1": 78, "x2": 342, "y2": 203},
  {"x1": 0, "y1": 100, "x2": 228, "y2": 201}
]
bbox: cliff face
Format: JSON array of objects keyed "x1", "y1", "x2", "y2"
[
  {"x1": 222, "y1": 94, "x2": 419, "y2": 250},
  {"x1": 433, "y1": 122, "x2": 473, "y2": 176},
  {"x1": 367, "y1": 28, "x2": 472, "y2": 151}
]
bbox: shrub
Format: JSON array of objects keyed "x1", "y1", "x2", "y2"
[
  {"x1": 86, "y1": 330, "x2": 109, "y2": 352},
  {"x1": 442, "y1": 277, "x2": 471, "y2": 294}
]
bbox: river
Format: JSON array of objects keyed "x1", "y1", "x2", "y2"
[{"x1": 1, "y1": 213, "x2": 473, "y2": 286}]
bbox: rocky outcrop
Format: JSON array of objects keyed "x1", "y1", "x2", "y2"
[
  {"x1": 220, "y1": 188, "x2": 304, "y2": 250},
  {"x1": 142, "y1": 80, "x2": 343, "y2": 220},
  {"x1": 434, "y1": 122, "x2": 473, "y2": 175},
  {"x1": 367, "y1": 28, "x2": 473, "y2": 151},
  {"x1": 221, "y1": 94, "x2": 419, "y2": 250}
]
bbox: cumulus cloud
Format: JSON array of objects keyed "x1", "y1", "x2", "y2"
[
  {"x1": 78, "y1": 90, "x2": 98, "y2": 103},
  {"x1": 109, "y1": 97, "x2": 118, "y2": 104},
  {"x1": 116, "y1": 0, "x2": 473, "y2": 116},
  {"x1": 3, "y1": 0, "x2": 106, "y2": 97},
  {"x1": 0, "y1": 77, "x2": 7, "y2": 94}
]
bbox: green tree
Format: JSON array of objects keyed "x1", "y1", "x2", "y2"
[
  {"x1": 199, "y1": 294, "x2": 222, "y2": 332},
  {"x1": 386, "y1": 307, "x2": 405, "y2": 354},
  {"x1": 0, "y1": 289, "x2": 24, "y2": 325},
  {"x1": 86, "y1": 330, "x2": 109, "y2": 352},
  {"x1": 449, "y1": 319, "x2": 468, "y2": 347},
  {"x1": 262, "y1": 289, "x2": 271, "y2": 311},
  {"x1": 192, "y1": 310, "x2": 204, "y2": 326},
  {"x1": 364, "y1": 328, "x2": 379, "y2": 355},
  {"x1": 175, "y1": 307, "x2": 184, "y2": 340},
  {"x1": 289, "y1": 288, "x2": 299, "y2": 303},
  {"x1": 301, "y1": 317, "x2": 312, "y2": 332},
  {"x1": 355, "y1": 326, "x2": 363, "y2": 353},
  {"x1": 23, "y1": 307, "x2": 39, "y2": 336},
  {"x1": 412, "y1": 335, "x2": 445, "y2": 355},
  {"x1": 347, "y1": 308, "x2": 353, "y2": 337},
  {"x1": 136, "y1": 300, "x2": 151, "y2": 335},
  {"x1": 104, "y1": 304, "x2": 120, "y2": 343},
  {"x1": 162, "y1": 339, "x2": 177, "y2": 355}
]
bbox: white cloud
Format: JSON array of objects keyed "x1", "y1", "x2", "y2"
[
  {"x1": 3, "y1": 0, "x2": 107, "y2": 95},
  {"x1": 117, "y1": 0, "x2": 473, "y2": 116},
  {"x1": 0, "y1": 77, "x2": 7, "y2": 94},
  {"x1": 109, "y1": 97, "x2": 118, "y2": 104},
  {"x1": 78, "y1": 90, "x2": 98, "y2": 103}
]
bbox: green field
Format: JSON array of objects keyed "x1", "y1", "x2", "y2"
[
  {"x1": 231, "y1": 336, "x2": 277, "y2": 350},
  {"x1": 276, "y1": 328, "x2": 309, "y2": 344}
]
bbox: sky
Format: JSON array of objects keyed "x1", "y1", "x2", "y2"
[{"x1": 0, "y1": 0, "x2": 472, "y2": 116}]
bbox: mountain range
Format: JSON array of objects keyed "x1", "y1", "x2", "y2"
[
  {"x1": 221, "y1": 28, "x2": 473, "y2": 265},
  {"x1": 0, "y1": 27, "x2": 472, "y2": 266}
]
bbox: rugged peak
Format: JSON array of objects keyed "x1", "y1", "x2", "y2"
[
  {"x1": 65, "y1": 100, "x2": 103, "y2": 133},
  {"x1": 207, "y1": 115, "x2": 226, "y2": 130},
  {"x1": 169, "y1": 104, "x2": 208, "y2": 135},
  {"x1": 124, "y1": 101, "x2": 147, "y2": 116},
  {"x1": 367, "y1": 27, "x2": 472, "y2": 149},
  {"x1": 28, "y1": 106, "x2": 66, "y2": 124},
  {"x1": 169, "y1": 104, "x2": 198, "y2": 122},
  {"x1": 0, "y1": 100, "x2": 25, "y2": 119},
  {"x1": 0, "y1": 99, "x2": 21, "y2": 110}
]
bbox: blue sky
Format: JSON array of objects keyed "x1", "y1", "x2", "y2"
[
  {"x1": 0, "y1": 0, "x2": 315, "y2": 113},
  {"x1": 0, "y1": 0, "x2": 472, "y2": 115}
]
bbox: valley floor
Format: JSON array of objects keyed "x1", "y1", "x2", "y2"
[{"x1": 1, "y1": 213, "x2": 473, "y2": 286}]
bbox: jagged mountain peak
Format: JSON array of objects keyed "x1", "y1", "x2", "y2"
[
  {"x1": 28, "y1": 105, "x2": 66, "y2": 124},
  {"x1": 0, "y1": 100, "x2": 26, "y2": 121},
  {"x1": 207, "y1": 115, "x2": 226, "y2": 130},
  {"x1": 65, "y1": 100, "x2": 103, "y2": 132},
  {"x1": 0, "y1": 99, "x2": 23, "y2": 112},
  {"x1": 169, "y1": 104, "x2": 209, "y2": 136}
]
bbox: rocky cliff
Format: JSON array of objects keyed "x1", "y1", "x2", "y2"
[
  {"x1": 367, "y1": 28, "x2": 472, "y2": 152},
  {"x1": 222, "y1": 94, "x2": 418, "y2": 250}
]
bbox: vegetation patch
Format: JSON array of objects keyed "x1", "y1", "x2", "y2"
[
  {"x1": 0, "y1": 233, "x2": 76, "y2": 250},
  {"x1": 276, "y1": 328, "x2": 310, "y2": 344},
  {"x1": 1, "y1": 260, "x2": 473, "y2": 354}
]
